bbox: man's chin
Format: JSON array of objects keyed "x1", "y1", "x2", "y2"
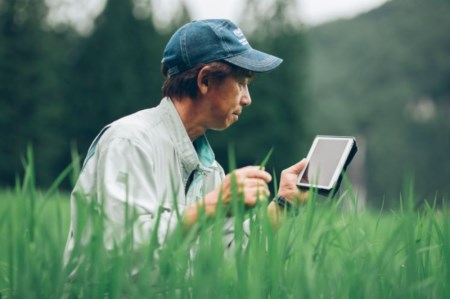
[{"x1": 210, "y1": 122, "x2": 235, "y2": 132}]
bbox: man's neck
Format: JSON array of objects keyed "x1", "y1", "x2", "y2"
[{"x1": 171, "y1": 96, "x2": 207, "y2": 141}]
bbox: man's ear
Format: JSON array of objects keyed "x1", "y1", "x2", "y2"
[{"x1": 197, "y1": 66, "x2": 211, "y2": 95}]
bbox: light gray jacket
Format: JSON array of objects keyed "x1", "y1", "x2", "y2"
[{"x1": 64, "y1": 98, "x2": 230, "y2": 263}]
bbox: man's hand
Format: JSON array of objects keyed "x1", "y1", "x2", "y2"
[
  {"x1": 278, "y1": 158, "x2": 308, "y2": 204},
  {"x1": 213, "y1": 166, "x2": 272, "y2": 206},
  {"x1": 267, "y1": 159, "x2": 309, "y2": 228},
  {"x1": 183, "y1": 166, "x2": 271, "y2": 228}
]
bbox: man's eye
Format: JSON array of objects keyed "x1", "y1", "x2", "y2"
[
  {"x1": 239, "y1": 82, "x2": 247, "y2": 90},
  {"x1": 235, "y1": 76, "x2": 250, "y2": 87}
]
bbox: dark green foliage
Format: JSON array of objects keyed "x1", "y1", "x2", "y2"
[
  {"x1": 0, "y1": 0, "x2": 185, "y2": 188},
  {"x1": 63, "y1": 0, "x2": 168, "y2": 162},
  {"x1": 0, "y1": 0, "x2": 65, "y2": 186},
  {"x1": 307, "y1": 0, "x2": 450, "y2": 207}
]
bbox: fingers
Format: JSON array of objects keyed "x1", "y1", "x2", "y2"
[
  {"x1": 225, "y1": 169, "x2": 271, "y2": 203},
  {"x1": 240, "y1": 179, "x2": 271, "y2": 205},
  {"x1": 241, "y1": 178, "x2": 270, "y2": 195},
  {"x1": 277, "y1": 158, "x2": 309, "y2": 204},
  {"x1": 217, "y1": 166, "x2": 272, "y2": 208},
  {"x1": 234, "y1": 166, "x2": 272, "y2": 182},
  {"x1": 232, "y1": 166, "x2": 272, "y2": 202},
  {"x1": 284, "y1": 158, "x2": 307, "y2": 175}
]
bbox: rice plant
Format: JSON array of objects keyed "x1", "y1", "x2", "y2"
[{"x1": 0, "y1": 150, "x2": 449, "y2": 298}]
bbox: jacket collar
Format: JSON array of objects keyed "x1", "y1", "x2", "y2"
[{"x1": 159, "y1": 97, "x2": 215, "y2": 177}]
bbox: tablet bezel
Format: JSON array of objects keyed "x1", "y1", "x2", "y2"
[{"x1": 296, "y1": 136, "x2": 356, "y2": 192}]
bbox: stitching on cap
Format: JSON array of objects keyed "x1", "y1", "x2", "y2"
[
  {"x1": 181, "y1": 28, "x2": 191, "y2": 68},
  {"x1": 217, "y1": 20, "x2": 231, "y2": 54}
]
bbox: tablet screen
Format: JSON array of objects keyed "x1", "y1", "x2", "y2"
[{"x1": 298, "y1": 137, "x2": 354, "y2": 190}]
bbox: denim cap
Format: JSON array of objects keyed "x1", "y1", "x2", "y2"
[{"x1": 161, "y1": 19, "x2": 283, "y2": 76}]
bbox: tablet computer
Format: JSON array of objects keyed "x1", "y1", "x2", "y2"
[{"x1": 296, "y1": 136, "x2": 358, "y2": 196}]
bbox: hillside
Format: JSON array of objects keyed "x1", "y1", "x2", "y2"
[{"x1": 306, "y1": 0, "x2": 450, "y2": 206}]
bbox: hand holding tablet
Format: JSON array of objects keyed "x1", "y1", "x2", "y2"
[{"x1": 296, "y1": 136, "x2": 358, "y2": 196}]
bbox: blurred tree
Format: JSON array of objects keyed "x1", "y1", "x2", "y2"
[
  {"x1": 208, "y1": 0, "x2": 310, "y2": 174},
  {"x1": 64, "y1": 0, "x2": 189, "y2": 161},
  {"x1": 0, "y1": 0, "x2": 65, "y2": 186},
  {"x1": 0, "y1": 0, "x2": 192, "y2": 188}
]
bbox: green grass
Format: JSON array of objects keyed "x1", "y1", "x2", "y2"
[{"x1": 1, "y1": 152, "x2": 449, "y2": 298}]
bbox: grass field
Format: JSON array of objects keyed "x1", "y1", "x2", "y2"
[
  {"x1": 1, "y1": 154, "x2": 449, "y2": 298},
  {"x1": 1, "y1": 186, "x2": 449, "y2": 298}
]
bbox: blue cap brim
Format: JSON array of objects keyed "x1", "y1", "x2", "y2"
[{"x1": 224, "y1": 49, "x2": 283, "y2": 73}]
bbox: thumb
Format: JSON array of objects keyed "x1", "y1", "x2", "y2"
[{"x1": 286, "y1": 158, "x2": 307, "y2": 175}]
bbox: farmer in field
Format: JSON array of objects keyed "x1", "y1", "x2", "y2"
[{"x1": 64, "y1": 19, "x2": 307, "y2": 261}]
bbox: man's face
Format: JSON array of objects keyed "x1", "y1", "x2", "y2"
[{"x1": 204, "y1": 74, "x2": 252, "y2": 130}]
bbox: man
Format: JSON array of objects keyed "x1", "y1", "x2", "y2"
[{"x1": 64, "y1": 19, "x2": 307, "y2": 262}]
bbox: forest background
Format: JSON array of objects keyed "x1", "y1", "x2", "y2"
[{"x1": 0, "y1": 0, "x2": 449, "y2": 209}]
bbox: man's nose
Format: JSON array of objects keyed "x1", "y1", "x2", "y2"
[{"x1": 241, "y1": 85, "x2": 252, "y2": 106}]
